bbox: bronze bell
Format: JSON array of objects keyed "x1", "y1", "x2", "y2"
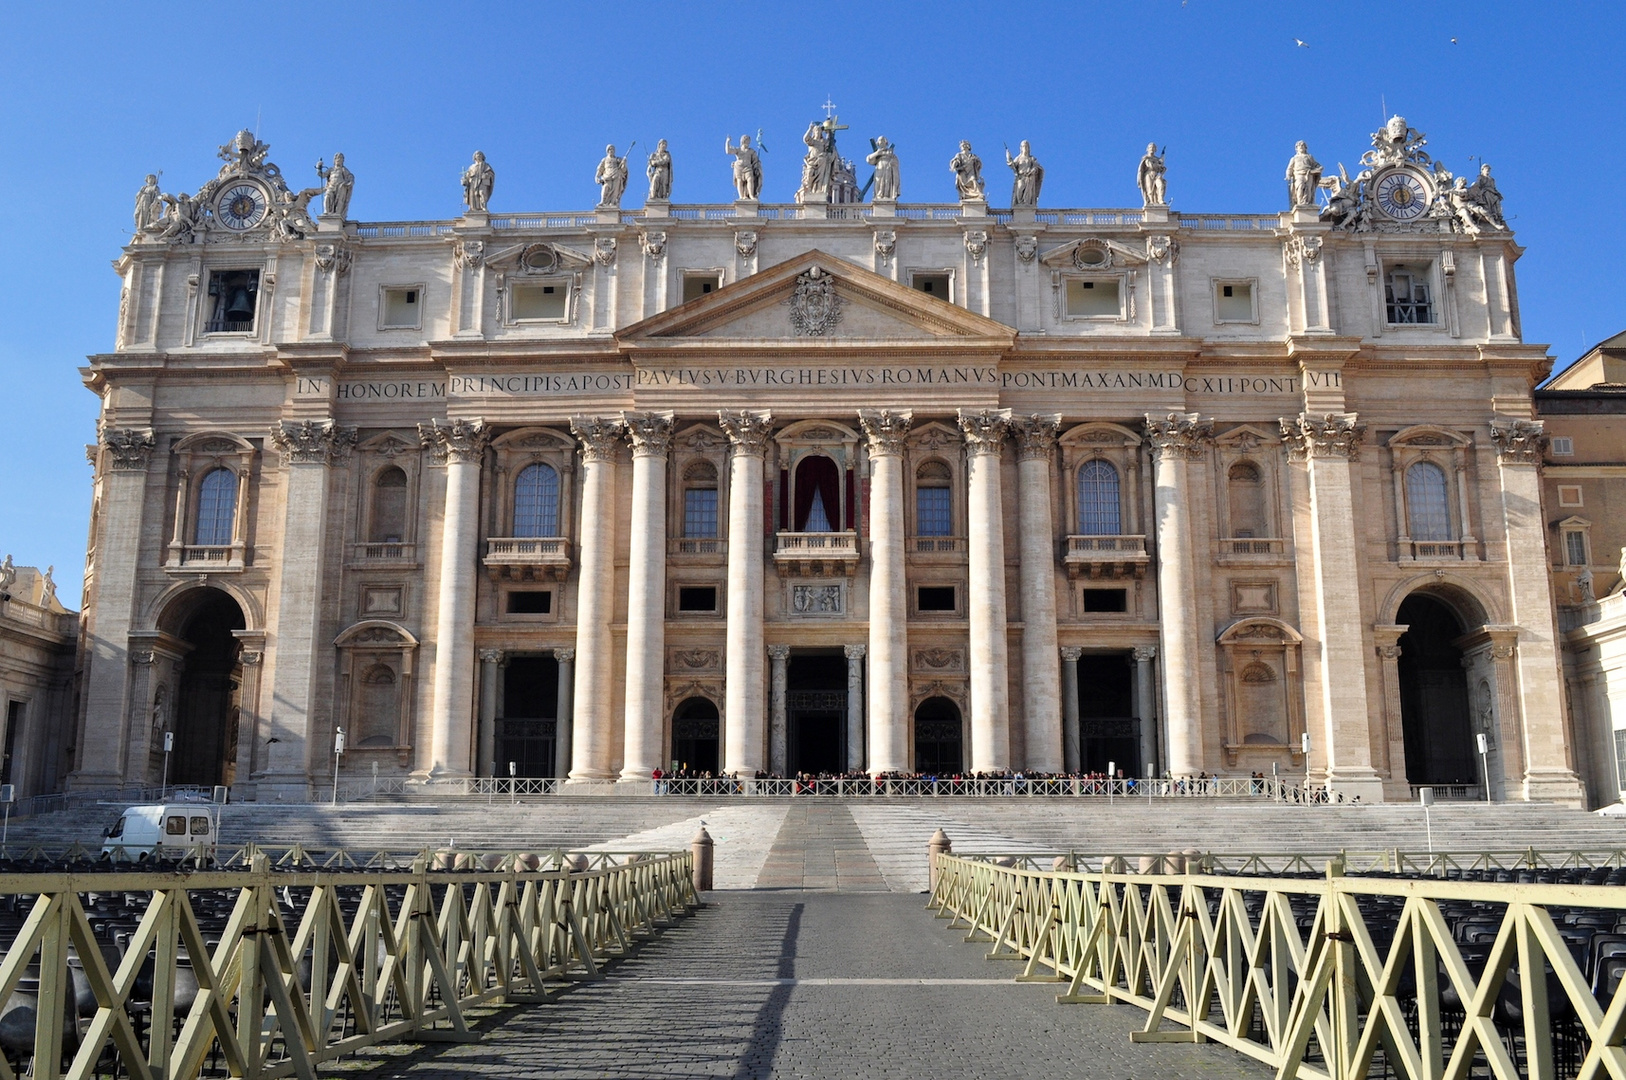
[{"x1": 224, "y1": 287, "x2": 254, "y2": 323}]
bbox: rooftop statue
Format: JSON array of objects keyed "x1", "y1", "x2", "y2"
[
  {"x1": 133, "y1": 174, "x2": 162, "y2": 232},
  {"x1": 595, "y1": 144, "x2": 629, "y2": 208},
  {"x1": 1361, "y1": 114, "x2": 1432, "y2": 169},
  {"x1": 647, "y1": 139, "x2": 672, "y2": 202},
  {"x1": 1285, "y1": 141, "x2": 1322, "y2": 209},
  {"x1": 462, "y1": 151, "x2": 494, "y2": 213},
  {"x1": 1006, "y1": 140, "x2": 1044, "y2": 207},
  {"x1": 316, "y1": 153, "x2": 354, "y2": 220},
  {"x1": 799, "y1": 120, "x2": 838, "y2": 202},
  {"x1": 725, "y1": 134, "x2": 762, "y2": 201},
  {"x1": 1468, "y1": 164, "x2": 1505, "y2": 227},
  {"x1": 949, "y1": 141, "x2": 985, "y2": 201},
  {"x1": 866, "y1": 136, "x2": 899, "y2": 201},
  {"x1": 1138, "y1": 143, "x2": 1167, "y2": 207}
]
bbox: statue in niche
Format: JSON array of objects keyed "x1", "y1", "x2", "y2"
[
  {"x1": 1006, "y1": 140, "x2": 1044, "y2": 207},
  {"x1": 1579, "y1": 563, "x2": 1597, "y2": 604},
  {"x1": 646, "y1": 139, "x2": 672, "y2": 201},
  {"x1": 133, "y1": 174, "x2": 163, "y2": 232},
  {"x1": 316, "y1": 153, "x2": 354, "y2": 219},
  {"x1": 462, "y1": 150, "x2": 494, "y2": 213},
  {"x1": 866, "y1": 136, "x2": 899, "y2": 200},
  {"x1": 1467, "y1": 163, "x2": 1504, "y2": 227},
  {"x1": 1285, "y1": 141, "x2": 1322, "y2": 208},
  {"x1": 949, "y1": 140, "x2": 985, "y2": 200},
  {"x1": 725, "y1": 134, "x2": 762, "y2": 200},
  {"x1": 1138, "y1": 143, "x2": 1167, "y2": 206},
  {"x1": 595, "y1": 144, "x2": 629, "y2": 208}
]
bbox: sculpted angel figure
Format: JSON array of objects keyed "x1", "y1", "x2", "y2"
[
  {"x1": 1006, "y1": 140, "x2": 1044, "y2": 207},
  {"x1": 156, "y1": 192, "x2": 199, "y2": 241},
  {"x1": 1137, "y1": 143, "x2": 1167, "y2": 206},
  {"x1": 1285, "y1": 141, "x2": 1322, "y2": 208},
  {"x1": 316, "y1": 153, "x2": 354, "y2": 219},
  {"x1": 646, "y1": 139, "x2": 672, "y2": 201},
  {"x1": 866, "y1": 136, "x2": 899, "y2": 201},
  {"x1": 462, "y1": 150, "x2": 494, "y2": 213},
  {"x1": 949, "y1": 140, "x2": 985, "y2": 200},
  {"x1": 725, "y1": 134, "x2": 762, "y2": 200},
  {"x1": 595, "y1": 144, "x2": 629, "y2": 207},
  {"x1": 134, "y1": 174, "x2": 163, "y2": 232}
]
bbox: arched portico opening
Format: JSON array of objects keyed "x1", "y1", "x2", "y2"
[
  {"x1": 163, "y1": 589, "x2": 246, "y2": 788},
  {"x1": 671, "y1": 697, "x2": 719, "y2": 774},
  {"x1": 1397, "y1": 593, "x2": 1478, "y2": 788},
  {"x1": 913, "y1": 697, "x2": 962, "y2": 775}
]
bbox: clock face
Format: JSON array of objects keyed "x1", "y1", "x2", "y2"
[
  {"x1": 1375, "y1": 171, "x2": 1428, "y2": 221},
  {"x1": 217, "y1": 183, "x2": 268, "y2": 230}
]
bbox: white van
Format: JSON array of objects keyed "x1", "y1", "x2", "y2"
[{"x1": 101, "y1": 804, "x2": 219, "y2": 862}]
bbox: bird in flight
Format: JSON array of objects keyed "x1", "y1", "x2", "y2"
[
  {"x1": 1450, "y1": 36, "x2": 1459, "y2": 44},
  {"x1": 1294, "y1": 38, "x2": 1309, "y2": 48}
]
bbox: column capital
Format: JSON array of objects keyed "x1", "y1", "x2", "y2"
[
  {"x1": 767, "y1": 644, "x2": 792, "y2": 661},
  {"x1": 101, "y1": 426, "x2": 156, "y2": 471},
  {"x1": 570, "y1": 415, "x2": 625, "y2": 462},
  {"x1": 1011, "y1": 414, "x2": 1062, "y2": 461},
  {"x1": 478, "y1": 648, "x2": 504, "y2": 664},
  {"x1": 622, "y1": 410, "x2": 675, "y2": 458},
  {"x1": 553, "y1": 647, "x2": 576, "y2": 664},
  {"x1": 844, "y1": 643, "x2": 868, "y2": 661},
  {"x1": 858, "y1": 409, "x2": 913, "y2": 457},
  {"x1": 1489, "y1": 417, "x2": 1544, "y2": 465},
  {"x1": 719, "y1": 410, "x2": 774, "y2": 456},
  {"x1": 1059, "y1": 646, "x2": 1083, "y2": 662},
  {"x1": 1145, "y1": 412, "x2": 1214, "y2": 461},
  {"x1": 1132, "y1": 645, "x2": 1158, "y2": 663},
  {"x1": 957, "y1": 408, "x2": 1012, "y2": 457},
  {"x1": 418, "y1": 418, "x2": 490, "y2": 464},
  {"x1": 271, "y1": 419, "x2": 358, "y2": 466},
  {"x1": 1279, "y1": 412, "x2": 1364, "y2": 462}
]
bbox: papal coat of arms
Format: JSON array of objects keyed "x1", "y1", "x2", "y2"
[{"x1": 787, "y1": 266, "x2": 843, "y2": 336}]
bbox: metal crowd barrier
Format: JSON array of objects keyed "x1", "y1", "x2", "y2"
[
  {"x1": 0, "y1": 848, "x2": 697, "y2": 1079},
  {"x1": 930, "y1": 851, "x2": 1626, "y2": 1080}
]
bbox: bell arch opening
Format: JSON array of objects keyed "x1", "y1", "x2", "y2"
[{"x1": 1397, "y1": 593, "x2": 1479, "y2": 788}]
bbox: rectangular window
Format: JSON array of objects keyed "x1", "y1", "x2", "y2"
[
  {"x1": 189, "y1": 816, "x2": 211, "y2": 835},
  {"x1": 917, "y1": 586, "x2": 957, "y2": 612},
  {"x1": 1385, "y1": 265, "x2": 1435, "y2": 324},
  {"x1": 1065, "y1": 279, "x2": 1121, "y2": 318},
  {"x1": 1558, "y1": 485, "x2": 1583, "y2": 507},
  {"x1": 678, "y1": 586, "x2": 718, "y2": 612},
  {"x1": 1214, "y1": 280, "x2": 1255, "y2": 323},
  {"x1": 912, "y1": 272, "x2": 951, "y2": 300},
  {"x1": 1551, "y1": 436, "x2": 1575, "y2": 456},
  {"x1": 1083, "y1": 588, "x2": 1128, "y2": 613},
  {"x1": 507, "y1": 591, "x2": 553, "y2": 615},
  {"x1": 204, "y1": 269, "x2": 259, "y2": 333},
  {"x1": 684, "y1": 488, "x2": 719, "y2": 538},
  {"x1": 381, "y1": 286, "x2": 421, "y2": 329},
  {"x1": 511, "y1": 281, "x2": 568, "y2": 321},
  {"x1": 1565, "y1": 531, "x2": 1589, "y2": 567},
  {"x1": 166, "y1": 816, "x2": 187, "y2": 836},
  {"x1": 916, "y1": 487, "x2": 952, "y2": 537},
  {"x1": 682, "y1": 274, "x2": 722, "y2": 304}
]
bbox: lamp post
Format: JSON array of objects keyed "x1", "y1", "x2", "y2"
[
  {"x1": 160, "y1": 731, "x2": 174, "y2": 799},
  {"x1": 1477, "y1": 732, "x2": 1492, "y2": 803},
  {"x1": 331, "y1": 726, "x2": 345, "y2": 805},
  {"x1": 1107, "y1": 761, "x2": 1116, "y2": 806},
  {"x1": 509, "y1": 760, "x2": 517, "y2": 805},
  {"x1": 0, "y1": 784, "x2": 13, "y2": 857}
]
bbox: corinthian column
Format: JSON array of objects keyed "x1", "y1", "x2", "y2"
[
  {"x1": 845, "y1": 644, "x2": 867, "y2": 771},
  {"x1": 859, "y1": 409, "x2": 912, "y2": 773},
  {"x1": 769, "y1": 645, "x2": 790, "y2": 775},
  {"x1": 958, "y1": 408, "x2": 1012, "y2": 771},
  {"x1": 1281, "y1": 412, "x2": 1383, "y2": 801},
  {"x1": 553, "y1": 648, "x2": 575, "y2": 779},
  {"x1": 620, "y1": 411, "x2": 675, "y2": 781},
  {"x1": 720, "y1": 410, "x2": 773, "y2": 776},
  {"x1": 568, "y1": 416, "x2": 623, "y2": 780},
  {"x1": 1012, "y1": 414, "x2": 1063, "y2": 773},
  {"x1": 1146, "y1": 412, "x2": 1212, "y2": 778},
  {"x1": 420, "y1": 418, "x2": 488, "y2": 779}
]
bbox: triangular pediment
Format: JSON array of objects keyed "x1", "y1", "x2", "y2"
[{"x1": 618, "y1": 250, "x2": 1015, "y2": 346}]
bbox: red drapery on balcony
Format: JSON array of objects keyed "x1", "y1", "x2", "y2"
[{"x1": 793, "y1": 454, "x2": 841, "y2": 531}]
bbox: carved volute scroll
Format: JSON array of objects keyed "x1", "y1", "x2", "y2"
[
  {"x1": 102, "y1": 427, "x2": 157, "y2": 471},
  {"x1": 1489, "y1": 418, "x2": 1544, "y2": 465},
  {"x1": 569, "y1": 415, "x2": 625, "y2": 463},
  {"x1": 417, "y1": 418, "x2": 490, "y2": 464},
  {"x1": 718, "y1": 410, "x2": 774, "y2": 456},
  {"x1": 1011, "y1": 414, "x2": 1062, "y2": 461},
  {"x1": 622, "y1": 411, "x2": 675, "y2": 459},
  {"x1": 270, "y1": 419, "x2": 358, "y2": 466},
  {"x1": 1144, "y1": 412, "x2": 1214, "y2": 461},
  {"x1": 1280, "y1": 412, "x2": 1365, "y2": 462},
  {"x1": 957, "y1": 409, "x2": 1012, "y2": 457},
  {"x1": 858, "y1": 409, "x2": 913, "y2": 458}
]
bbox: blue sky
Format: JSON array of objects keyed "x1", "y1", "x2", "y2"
[{"x1": 2, "y1": 1, "x2": 1623, "y2": 601}]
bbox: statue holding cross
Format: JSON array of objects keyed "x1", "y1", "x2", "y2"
[{"x1": 797, "y1": 100, "x2": 850, "y2": 204}]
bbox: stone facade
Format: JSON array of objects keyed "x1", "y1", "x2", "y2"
[
  {"x1": 0, "y1": 561, "x2": 77, "y2": 801},
  {"x1": 72, "y1": 120, "x2": 1587, "y2": 803}
]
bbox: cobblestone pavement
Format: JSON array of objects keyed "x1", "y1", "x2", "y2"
[{"x1": 337, "y1": 890, "x2": 1272, "y2": 1079}]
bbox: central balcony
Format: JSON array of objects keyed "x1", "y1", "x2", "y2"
[
  {"x1": 483, "y1": 537, "x2": 571, "y2": 581},
  {"x1": 774, "y1": 531, "x2": 860, "y2": 577},
  {"x1": 1063, "y1": 534, "x2": 1149, "y2": 580}
]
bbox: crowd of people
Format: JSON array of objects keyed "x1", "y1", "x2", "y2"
[{"x1": 647, "y1": 766, "x2": 1296, "y2": 796}]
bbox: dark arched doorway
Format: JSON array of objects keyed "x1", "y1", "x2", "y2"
[
  {"x1": 671, "y1": 697, "x2": 719, "y2": 774},
  {"x1": 913, "y1": 697, "x2": 963, "y2": 775},
  {"x1": 1397, "y1": 593, "x2": 1477, "y2": 787},
  {"x1": 170, "y1": 589, "x2": 246, "y2": 787}
]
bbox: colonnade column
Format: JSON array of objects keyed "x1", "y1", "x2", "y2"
[
  {"x1": 859, "y1": 409, "x2": 911, "y2": 774},
  {"x1": 1145, "y1": 412, "x2": 1211, "y2": 778},
  {"x1": 1013, "y1": 415, "x2": 1063, "y2": 773},
  {"x1": 845, "y1": 645, "x2": 866, "y2": 771},
  {"x1": 477, "y1": 648, "x2": 502, "y2": 778},
  {"x1": 568, "y1": 416, "x2": 623, "y2": 780},
  {"x1": 421, "y1": 418, "x2": 488, "y2": 780},
  {"x1": 620, "y1": 411, "x2": 675, "y2": 781},
  {"x1": 1490, "y1": 419, "x2": 1586, "y2": 802},
  {"x1": 958, "y1": 409, "x2": 1013, "y2": 772},
  {"x1": 553, "y1": 648, "x2": 574, "y2": 779},
  {"x1": 1281, "y1": 413, "x2": 1384, "y2": 801},
  {"x1": 1060, "y1": 647, "x2": 1082, "y2": 774},
  {"x1": 768, "y1": 645, "x2": 790, "y2": 776},
  {"x1": 1133, "y1": 646, "x2": 1158, "y2": 776},
  {"x1": 720, "y1": 410, "x2": 773, "y2": 777}
]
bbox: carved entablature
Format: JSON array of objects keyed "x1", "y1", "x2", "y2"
[
  {"x1": 1280, "y1": 412, "x2": 1364, "y2": 462},
  {"x1": 270, "y1": 419, "x2": 358, "y2": 466},
  {"x1": 911, "y1": 647, "x2": 965, "y2": 672},
  {"x1": 1144, "y1": 412, "x2": 1214, "y2": 461},
  {"x1": 1489, "y1": 418, "x2": 1544, "y2": 465}
]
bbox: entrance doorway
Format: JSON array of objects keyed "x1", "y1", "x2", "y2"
[
  {"x1": 671, "y1": 697, "x2": 720, "y2": 774},
  {"x1": 1397, "y1": 594, "x2": 1477, "y2": 787},
  {"x1": 913, "y1": 697, "x2": 963, "y2": 775},
  {"x1": 171, "y1": 589, "x2": 245, "y2": 787},
  {"x1": 787, "y1": 651, "x2": 846, "y2": 774},
  {"x1": 1078, "y1": 652, "x2": 1138, "y2": 775},
  {"x1": 498, "y1": 656, "x2": 557, "y2": 778}
]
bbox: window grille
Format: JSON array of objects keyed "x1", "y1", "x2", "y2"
[
  {"x1": 916, "y1": 486, "x2": 951, "y2": 537},
  {"x1": 684, "y1": 488, "x2": 718, "y2": 538},
  {"x1": 1077, "y1": 459, "x2": 1121, "y2": 535},
  {"x1": 193, "y1": 468, "x2": 237, "y2": 546},
  {"x1": 513, "y1": 463, "x2": 560, "y2": 537},
  {"x1": 1405, "y1": 462, "x2": 1452, "y2": 541}
]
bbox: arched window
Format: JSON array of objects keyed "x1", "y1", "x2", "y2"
[
  {"x1": 513, "y1": 463, "x2": 560, "y2": 537},
  {"x1": 1077, "y1": 459, "x2": 1120, "y2": 535},
  {"x1": 915, "y1": 460, "x2": 952, "y2": 537},
  {"x1": 194, "y1": 468, "x2": 237, "y2": 546},
  {"x1": 683, "y1": 460, "x2": 719, "y2": 538},
  {"x1": 369, "y1": 467, "x2": 408, "y2": 543},
  {"x1": 1227, "y1": 461, "x2": 1267, "y2": 538},
  {"x1": 1405, "y1": 461, "x2": 1452, "y2": 541}
]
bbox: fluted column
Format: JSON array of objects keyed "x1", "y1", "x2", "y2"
[
  {"x1": 845, "y1": 644, "x2": 867, "y2": 771},
  {"x1": 1060, "y1": 646, "x2": 1082, "y2": 774},
  {"x1": 568, "y1": 416, "x2": 623, "y2": 780},
  {"x1": 1146, "y1": 412, "x2": 1212, "y2": 778},
  {"x1": 1281, "y1": 413, "x2": 1383, "y2": 801},
  {"x1": 1013, "y1": 414, "x2": 1063, "y2": 773},
  {"x1": 553, "y1": 648, "x2": 575, "y2": 779},
  {"x1": 720, "y1": 410, "x2": 773, "y2": 776},
  {"x1": 477, "y1": 648, "x2": 502, "y2": 777},
  {"x1": 1134, "y1": 646, "x2": 1158, "y2": 775},
  {"x1": 959, "y1": 409, "x2": 1013, "y2": 771},
  {"x1": 768, "y1": 645, "x2": 790, "y2": 775},
  {"x1": 859, "y1": 409, "x2": 911, "y2": 773},
  {"x1": 620, "y1": 411, "x2": 675, "y2": 781}
]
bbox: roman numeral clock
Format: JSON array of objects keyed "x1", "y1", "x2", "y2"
[
  {"x1": 1374, "y1": 169, "x2": 1428, "y2": 221},
  {"x1": 216, "y1": 182, "x2": 269, "y2": 231}
]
